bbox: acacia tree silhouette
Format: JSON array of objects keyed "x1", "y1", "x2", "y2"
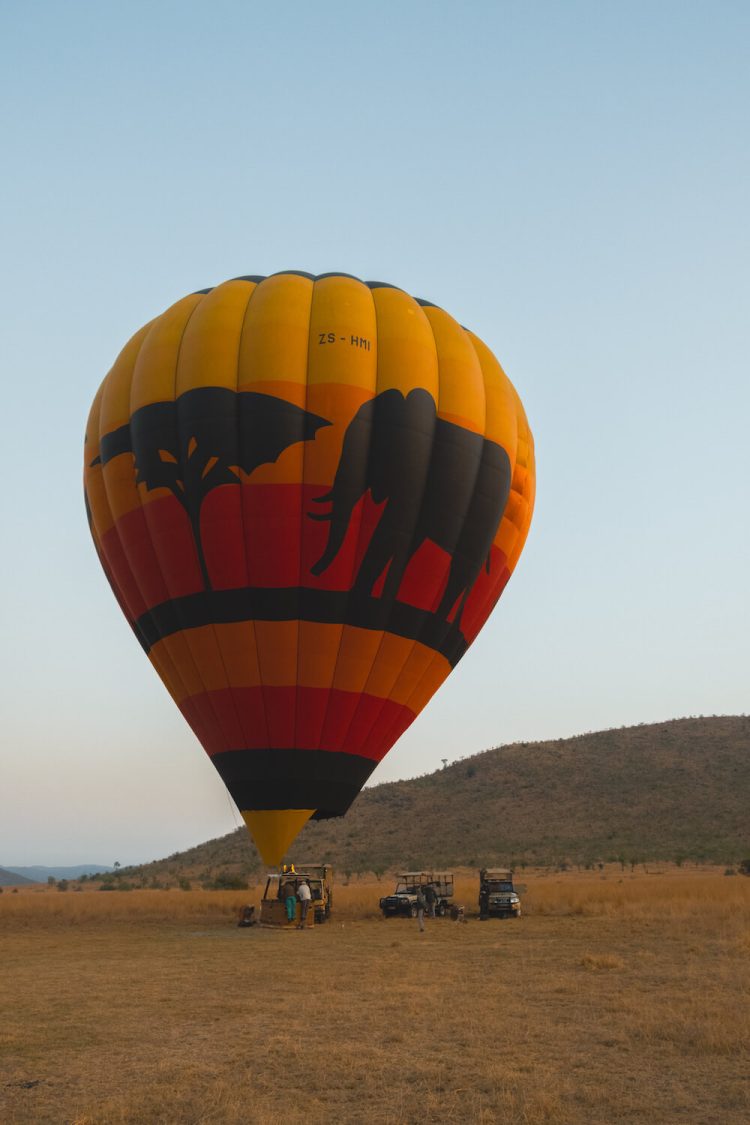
[{"x1": 125, "y1": 387, "x2": 330, "y2": 589}]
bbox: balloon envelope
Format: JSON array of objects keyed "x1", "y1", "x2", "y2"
[{"x1": 84, "y1": 272, "x2": 535, "y2": 863}]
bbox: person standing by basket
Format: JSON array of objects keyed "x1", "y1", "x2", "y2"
[{"x1": 296, "y1": 879, "x2": 312, "y2": 929}]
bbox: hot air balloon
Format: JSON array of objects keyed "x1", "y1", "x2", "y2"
[{"x1": 83, "y1": 272, "x2": 535, "y2": 864}]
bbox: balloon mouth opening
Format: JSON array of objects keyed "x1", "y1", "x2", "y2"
[{"x1": 241, "y1": 809, "x2": 315, "y2": 866}]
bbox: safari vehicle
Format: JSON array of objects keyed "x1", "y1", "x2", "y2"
[
  {"x1": 478, "y1": 868, "x2": 521, "y2": 919},
  {"x1": 299, "y1": 863, "x2": 334, "y2": 922},
  {"x1": 379, "y1": 871, "x2": 454, "y2": 918},
  {"x1": 260, "y1": 864, "x2": 333, "y2": 927}
]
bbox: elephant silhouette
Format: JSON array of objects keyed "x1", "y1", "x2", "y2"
[{"x1": 309, "y1": 388, "x2": 512, "y2": 629}]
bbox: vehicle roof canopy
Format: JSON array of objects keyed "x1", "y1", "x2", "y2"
[
  {"x1": 267, "y1": 871, "x2": 322, "y2": 882},
  {"x1": 397, "y1": 871, "x2": 453, "y2": 880}
]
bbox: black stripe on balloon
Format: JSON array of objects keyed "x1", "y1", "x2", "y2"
[
  {"x1": 211, "y1": 748, "x2": 377, "y2": 819},
  {"x1": 134, "y1": 587, "x2": 469, "y2": 667}
]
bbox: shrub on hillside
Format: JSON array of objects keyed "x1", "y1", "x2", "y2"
[{"x1": 204, "y1": 873, "x2": 247, "y2": 891}]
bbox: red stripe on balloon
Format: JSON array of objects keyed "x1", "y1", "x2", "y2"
[
  {"x1": 97, "y1": 515, "x2": 149, "y2": 620},
  {"x1": 100, "y1": 483, "x2": 510, "y2": 649},
  {"x1": 99, "y1": 500, "x2": 203, "y2": 614},
  {"x1": 178, "y1": 685, "x2": 415, "y2": 763}
]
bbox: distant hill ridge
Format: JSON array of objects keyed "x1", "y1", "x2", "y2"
[
  {"x1": 1, "y1": 865, "x2": 113, "y2": 883},
  {"x1": 119, "y1": 717, "x2": 749, "y2": 882},
  {"x1": 0, "y1": 867, "x2": 34, "y2": 886}
]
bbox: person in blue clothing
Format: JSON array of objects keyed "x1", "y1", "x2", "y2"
[{"x1": 279, "y1": 867, "x2": 298, "y2": 924}]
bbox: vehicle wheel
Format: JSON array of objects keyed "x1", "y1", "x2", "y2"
[
  {"x1": 410, "y1": 904, "x2": 418, "y2": 918},
  {"x1": 437, "y1": 902, "x2": 446, "y2": 917}
]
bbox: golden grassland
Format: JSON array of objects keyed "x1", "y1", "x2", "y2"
[{"x1": 1, "y1": 868, "x2": 748, "y2": 1124}]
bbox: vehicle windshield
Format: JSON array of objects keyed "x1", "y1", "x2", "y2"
[{"x1": 487, "y1": 881, "x2": 514, "y2": 893}]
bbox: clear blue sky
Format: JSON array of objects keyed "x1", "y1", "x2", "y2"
[{"x1": 1, "y1": 2, "x2": 747, "y2": 865}]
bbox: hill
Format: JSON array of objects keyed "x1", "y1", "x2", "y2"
[
  {"x1": 120, "y1": 716, "x2": 749, "y2": 885},
  {"x1": 0, "y1": 867, "x2": 34, "y2": 887}
]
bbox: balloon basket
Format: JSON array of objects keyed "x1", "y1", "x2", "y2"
[{"x1": 259, "y1": 900, "x2": 314, "y2": 929}]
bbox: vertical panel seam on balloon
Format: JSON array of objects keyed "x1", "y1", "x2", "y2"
[
  {"x1": 384, "y1": 328, "x2": 494, "y2": 756},
  {"x1": 441, "y1": 328, "x2": 503, "y2": 625},
  {"x1": 100, "y1": 331, "x2": 196, "y2": 715},
  {"x1": 359, "y1": 312, "x2": 490, "y2": 760},
  {"x1": 207, "y1": 280, "x2": 266, "y2": 760},
  {"x1": 170, "y1": 288, "x2": 251, "y2": 757},
  {"x1": 163, "y1": 292, "x2": 241, "y2": 758},
  {"x1": 348, "y1": 297, "x2": 445, "y2": 759},
  {"x1": 125, "y1": 307, "x2": 213, "y2": 737},
  {"x1": 87, "y1": 382, "x2": 152, "y2": 645},
  {"x1": 315, "y1": 278, "x2": 380, "y2": 759},
  {"x1": 292, "y1": 277, "x2": 318, "y2": 760},
  {"x1": 511, "y1": 406, "x2": 536, "y2": 567},
  {"x1": 234, "y1": 278, "x2": 272, "y2": 753},
  {"x1": 84, "y1": 385, "x2": 148, "y2": 647},
  {"x1": 335, "y1": 294, "x2": 440, "y2": 763}
]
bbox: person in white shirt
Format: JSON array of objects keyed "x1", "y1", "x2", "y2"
[{"x1": 296, "y1": 880, "x2": 312, "y2": 929}]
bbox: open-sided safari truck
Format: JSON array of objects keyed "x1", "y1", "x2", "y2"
[
  {"x1": 380, "y1": 871, "x2": 454, "y2": 917},
  {"x1": 260, "y1": 864, "x2": 333, "y2": 928}
]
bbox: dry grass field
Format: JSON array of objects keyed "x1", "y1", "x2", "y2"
[{"x1": 1, "y1": 868, "x2": 748, "y2": 1124}]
